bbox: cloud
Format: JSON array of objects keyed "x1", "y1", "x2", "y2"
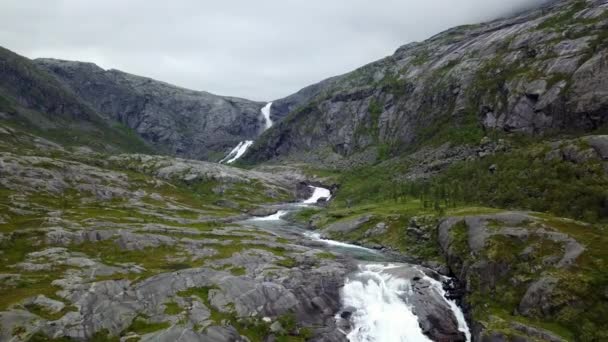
[{"x1": 0, "y1": 0, "x2": 548, "y2": 100}]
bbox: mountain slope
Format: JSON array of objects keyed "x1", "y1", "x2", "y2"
[
  {"x1": 35, "y1": 58, "x2": 267, "y2": 161},
  {"x1": 243, "y1": 0, "x2": 608, "y2": 167},
  {"x1": 0, "y1": 46, "x2": 151, "y2": 153}
]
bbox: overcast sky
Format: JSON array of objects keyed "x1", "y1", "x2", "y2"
[{"x1": 0, "y1": 0, "x2": 547, "y2": 101}]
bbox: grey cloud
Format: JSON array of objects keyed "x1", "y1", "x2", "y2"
[{"x1": 0, "y1": 0, "x2": 548, "y2": 100}]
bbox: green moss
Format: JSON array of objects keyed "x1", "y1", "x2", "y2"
[
  {"x1": 24, "y1": 302, "x2": 77, "y2": 321},
  {"x1": 230, "y1": 266, "x2": 247, "y2": 276},
  {"x1": 314, "y1": 252, "x2": 336, "y2": 260},
  {"x1": 537, "y1": 1, "x2": 587, "y2": 30},
  {"x1": 29, "y1": 329, "x2": 119, "y2": 341},
  {"x1": 461, "y1": 211, "x2": 608, "y2": 340},
  {"x1": 68, "y1": 240, "x2": 200, "y2": 282},
  {"x1": 450, "y1": 220, "x2": 469, "y2": 256},
  {"x1": 164, "y1": 301, "x2": 182, "y2": 315},
  {"x1": 411, "y1": 49, "x2": 431, "y2": 66},
  {"x1": 124, "y1": 316, "x2": 170, "y2": 335},
  {"x1": 276, "y1": 257, "x2": 297, "y2": 268},
  {"x1": 290, "y1": 207, "x2": 320, "y2": 225},
  {"x1": 27, "y1": 332, "x2": 74, "y2": 341}
]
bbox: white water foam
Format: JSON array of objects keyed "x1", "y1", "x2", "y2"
[
  {"x1": 302, "y1": 186, "x2": 332, "y2": 204},
  {"x1": 220, "y1": 140, "x2": 254, "y2": 164},
  {"x1": 251, "y1": 210, "x2": 288, "y2": 221},
  {"x1": 341, "y1": 264, "x2": 432, "y2": 342},
  {"x1": 422, "y1": 274, "x2": 471, "y2": 342},
  {"x1": 261, "y1": 102, "x2": 273, "y2": 130},
  {"x1": 250, "y1": 186, "x2": 332, "y2": 221},
  {"x1": 306, "y1": 232, "x2": 377, "y2": 252}
]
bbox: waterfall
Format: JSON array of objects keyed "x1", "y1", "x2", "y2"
[
  {"x1": 341, "y1": 264, "x2": 432, "y2": 342},
  {"x1": 218, "y1": 102, "x2": 273, "y2": 164},
  {"x1": 219, "y1": 140, "x2": 254, "y2": 164},
  {"x1": 261, "y1": 102, "x2": 273, "y2": 129},
  {"x1": 251, "y1": 210, "x2": 288, "y2": 221},
  {"x1": 303, "y1": 186, "x2": 331, "y2": 204}
]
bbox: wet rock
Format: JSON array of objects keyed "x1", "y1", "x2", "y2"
[{"x1": 388, "y1": 267, "x2": 467, "y2": 342}]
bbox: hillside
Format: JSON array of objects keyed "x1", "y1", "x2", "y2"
[
  {"x1": 1, "y1": 0, "x2": 608, "y2": 341},
  {"x1": 243, "y1": 0, "x2": 608, "y2": 167},
  {"x1": 0, "y1": 47, "x2": 151, "y2": 154},
  {"x1": 35, "y1": 59, "x2": 269, "y2": 161}
]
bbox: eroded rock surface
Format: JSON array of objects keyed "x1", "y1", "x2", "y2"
[{"x1": 438, "y1": 212, "x2": 589, "y2": 341}]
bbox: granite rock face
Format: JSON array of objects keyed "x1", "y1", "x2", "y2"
[
  {"x1": 35, "y1": 58, "x2": 267, "y2": 161},
  {"x1": 244, "y1": 0, "x2": 608, "y2": 167},
  {"x1": 437, "y1": 212, "x2": 587, "y2": 341}
]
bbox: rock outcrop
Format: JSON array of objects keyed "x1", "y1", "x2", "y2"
[{"x1": 437, "y1": 211, "x2": 596, "y2": 341}]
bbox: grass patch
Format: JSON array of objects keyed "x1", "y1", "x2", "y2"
[
  {"x1": 124, "y1": 315, "x2": 170, "y2": 335},
  {"x1": 164, "y1": 301, "x2": 182, "y2": 315}
]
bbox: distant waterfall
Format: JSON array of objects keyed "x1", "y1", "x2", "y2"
[
  {"x1": 219, "y1": 102, "x2": 273, "y2": 164},
  {"x1": 219, "y1": 140, "x2": 254, "y2": 164},
  {"x1": 261, "y1": 102, "x2": 273, "y2": 130}
]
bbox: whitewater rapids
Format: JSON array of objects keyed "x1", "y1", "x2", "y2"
[
  {"x1": 244, "y1": 186, "x2": 471, "y2": 342},
  {"x1": 341, "y1": 264, "x2": 432, "y2": 342},
  {"x1": 303, "y1": 186, "x2": 331, "y2": 204}
]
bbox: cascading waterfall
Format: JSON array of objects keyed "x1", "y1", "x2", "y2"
[
  {"x1": 219, "y1": 140, "x2": 254, "y2": 164},
  {"x1": 303, "y1": 186, "x2": 331, "y2": 204},
  {"x1": 261, "y1": 102, "x2": 273, "y2": 129},
  {"x1": 251, "y1": 210, "x2": 288, "y2": 221},
  {"x1": 219, "y1": 102, "x2": 273, "y2": 164},
  {"x1": 341, "y1": 264, "x2": 432, "y2": 342},
  {"x1": 306, "y1": 232, "x2": 377, "y2": 251}
]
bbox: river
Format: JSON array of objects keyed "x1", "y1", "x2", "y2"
[{"x1": 243, "y1": 185, "x2": 471, "y2": 342}]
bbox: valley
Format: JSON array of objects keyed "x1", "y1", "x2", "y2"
[{"x1": 1, "y1": 0, "x2": 608, "y2": 341}]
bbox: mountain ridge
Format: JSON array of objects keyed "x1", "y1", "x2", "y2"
[
  {"x1": 35, "y1": 57, "x2": 271, "y2": 161},
  {"x1": 242, "y1": 0, "x2": 608, "y2": 167}
]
